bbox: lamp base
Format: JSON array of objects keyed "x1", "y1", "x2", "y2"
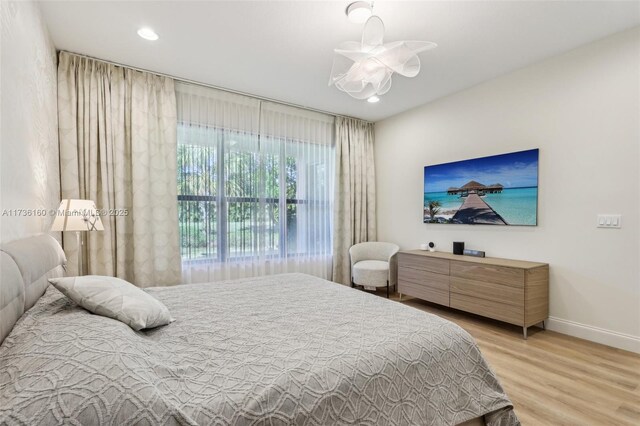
[{"x1": 76, "y1": 231, "x2": 83, "y2": 276}]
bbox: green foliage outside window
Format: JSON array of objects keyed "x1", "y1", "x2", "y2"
[{"x1": 177, "y1": 126, "x2": 303, "y2": 260}]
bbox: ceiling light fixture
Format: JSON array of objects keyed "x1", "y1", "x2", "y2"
[
  {"x1": 367, "y1": 96, "x2": 380, "y2": 103},
  {"x1": 346, "y1": 1, "x2": 373, "y2": 24},
  {"x1": 137, "y1": 27, "x2": 159, "y2": 41},
  {"x1": 329, "y1": 15, "x2": 437, "y2": 100}
]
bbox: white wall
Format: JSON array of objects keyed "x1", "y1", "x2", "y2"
[
  {"x1": 375, "y1": 28, "x2": 640, "y2": 352},
  {"x1": 0, "y1": 0, "x2": 59, "y2": 243}
]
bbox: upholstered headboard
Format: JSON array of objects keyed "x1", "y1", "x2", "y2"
[
  {"x1": 0, "y1": 234, "x2": 66, "y2": 344},
  {"x1": 0, "y1": 252, "x2": 24, "y2": 343}
]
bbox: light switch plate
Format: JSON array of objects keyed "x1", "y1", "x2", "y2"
[{"x1": 597, "y1": 214, "x2": 622, "y2": 228}]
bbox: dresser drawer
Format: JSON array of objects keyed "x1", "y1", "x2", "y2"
[
  {"x1": 399, "y1": 253, "x2": 449, "y2": 275},
  {"x1": 398, "y1": 280, "x2": 449, "y2": 306},
  {"x1": 450, "y1": 276, "x2": 523, "y2": 307},
  {"x1": 399, "y1": 267, "x2": 449, "y2": 292},
  {"x1": 451, "y1": 261, "x2": 524, "y2": 288},
  {"x1": 450, "y1": 293, "x2": 523, "y2": 326}
]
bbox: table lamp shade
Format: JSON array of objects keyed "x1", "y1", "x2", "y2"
[{"x1": 51, "y1": 199, "x2": 104, "y2": 232}]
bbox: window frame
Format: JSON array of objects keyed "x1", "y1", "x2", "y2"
[{"x1": 178, "y1": 123, "x2": 332, "y2": 263}]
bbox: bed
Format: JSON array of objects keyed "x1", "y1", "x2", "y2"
[{"x1": 0, "y1": 235, "x2": 519, "y2": 425}]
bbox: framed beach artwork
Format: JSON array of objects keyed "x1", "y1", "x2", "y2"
[{"x1": 423, "y1": 149, "x2": 539, "y2": 226}]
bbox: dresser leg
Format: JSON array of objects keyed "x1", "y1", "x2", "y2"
[
  {"x1": 523, "y1": 326, "x2": 528, "y2": 339},
  {"x1": 541, "y1": 320, "x2": 546, "y2": 330},
  {"x1": 399, "y1": 293, "x2": 402, "y2": 301}
]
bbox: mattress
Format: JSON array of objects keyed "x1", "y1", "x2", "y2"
[{"x1": 0, "y1": 273, "x2": 518, "y2": 425}]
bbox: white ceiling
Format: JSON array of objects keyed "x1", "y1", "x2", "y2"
[{"x1": 39, "y1": 1, "x2": 640, "y2": 121}]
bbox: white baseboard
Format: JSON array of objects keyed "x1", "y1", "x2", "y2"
[{"x1": 546, "y1": 317, "x2": 640, "y2": 354}]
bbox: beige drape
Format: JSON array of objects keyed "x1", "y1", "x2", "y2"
[
  {"x1": 332, "y1": 116, "x2": 376, "y2": 285},
  {"x1": 57, "y1": 52, "x2": 181, "y2": 286}
]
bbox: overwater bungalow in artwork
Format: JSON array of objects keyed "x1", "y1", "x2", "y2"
[
  {"x1": 443, "y1": 180, "x2": 508, "y2": 224},
  {"x1": 447, "y1": 181, "x2": 504, "y2": 197}
]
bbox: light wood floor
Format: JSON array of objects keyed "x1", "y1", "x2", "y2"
[{"x1": 375, "y1": 290, "x2": 640, "y2": 425}]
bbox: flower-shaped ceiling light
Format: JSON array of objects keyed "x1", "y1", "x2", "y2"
[{"x1": 329, "y1": 15, "x2": 437, "y2": 100}]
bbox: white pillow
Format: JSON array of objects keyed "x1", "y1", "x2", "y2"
[{"x1": 48, "y1": 275, "x2": 174, "y2": 331}]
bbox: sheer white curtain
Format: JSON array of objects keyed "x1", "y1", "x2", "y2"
[{"x1": 176, "y1": 83, "x2": 334, "y2": 283}]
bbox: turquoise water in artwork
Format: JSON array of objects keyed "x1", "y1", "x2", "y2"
[{"x1": 424, "y1": 187, "x2": 538, "y2": 225}]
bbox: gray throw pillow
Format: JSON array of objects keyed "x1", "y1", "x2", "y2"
[{"x1": 49, "y1": 275, "x2": 174, "y2": 330}]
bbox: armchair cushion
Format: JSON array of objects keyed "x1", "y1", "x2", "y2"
[{"x1": 352, "y1": 260, "x2": 389, "y2": 287}]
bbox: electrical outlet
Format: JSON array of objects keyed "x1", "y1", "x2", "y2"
[{"x1": 597, "y1": 214, "x2": 621, "y2": 229}]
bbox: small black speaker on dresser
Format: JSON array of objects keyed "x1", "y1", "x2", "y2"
[{"x1": 453, "y1": 242, "x2": 465, "y2": 255}]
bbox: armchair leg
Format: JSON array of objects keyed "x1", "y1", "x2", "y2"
[
  {"x1": 351, "y1": 280, "x2": 354, "y2": 288},
  {"x1": 386, "y1": 281, "x2": 389, "y2": 299}
]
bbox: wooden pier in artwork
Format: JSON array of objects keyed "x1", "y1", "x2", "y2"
[{"x1": 451, "y1": 192, "x2": 508, "y2": 225}]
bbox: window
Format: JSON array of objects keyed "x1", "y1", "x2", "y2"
[{"x1": 177, "y1": 123, "x2": 333, "y2": 262}]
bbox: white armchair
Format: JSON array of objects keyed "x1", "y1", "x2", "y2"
[{"x1": 349, "y1": 242, "x2": 400, "y2": 298}]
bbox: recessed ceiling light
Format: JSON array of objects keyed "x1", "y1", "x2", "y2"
[
  {"x1": 346, "y1": 1, "x2": 372, "y2": 24},
  {"x1": 367, "y1": 96, "x2": 380, "y2": 103},
  {"x1": 137, "y1": 27, "x2": 159, "y2": 41}
]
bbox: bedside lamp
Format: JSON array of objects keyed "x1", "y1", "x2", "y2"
[{"x1": 51, "y1": 199, "x2": 104, "y2": 276}]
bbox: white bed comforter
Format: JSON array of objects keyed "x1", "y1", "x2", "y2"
[{"x1": 0, "y1": 273, "x2": 518, "y2": 425}]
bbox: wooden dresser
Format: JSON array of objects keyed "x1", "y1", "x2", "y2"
[{"x1": 398, "y1": 250, "x2": 549, "y2": 338}]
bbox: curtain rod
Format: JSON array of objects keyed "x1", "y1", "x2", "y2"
[{"x1": 60, "y1": 50, "x2": 373, "y2": 124}]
